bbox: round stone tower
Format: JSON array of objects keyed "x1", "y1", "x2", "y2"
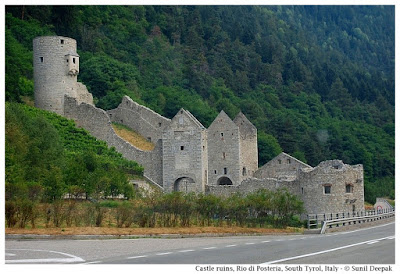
[{"x1": 33, "y1": 36, "x2": 80, "y2": 115}]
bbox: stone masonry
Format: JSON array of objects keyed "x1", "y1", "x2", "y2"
[{"x1": 34, "y1": 36, "x2": 365, "y2": 214}]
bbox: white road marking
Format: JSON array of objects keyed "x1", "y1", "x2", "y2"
[
  {"x1": 5, "y1": 249, "x2": 85, "y2": 264},
  {"x1": 245, "y1": 242, "x2": 255, "y2": 245},
  {"x1": 156, "y1": 252, "x2": 172, "y2": 256},
  {"x1": 203, "y1": 247, "x2": 217, "y2": 250},
  {"x1": 226, "y1": 244, "x2": 237, "y2": 247},
  {"x1": 5, "y1": 253, "x2": 16, "y2": 256},
  {"x1": 178, "y1": 249, "x2": 194, "y2": 253},
  {"x1": 261, "y1": 236, "x2": 394, "y2": 264},
  {"x1": 261, "y1": 240, "x2": 270, "y2": 243},
  {"x1": 367, "y1": 241, "x2": 379, "y2": 245},
  {"x1": 127, "y1": 255, "x2": 147, "y2": 259},
  {"x1": 81, "y1": 261, "x2": 102, "y2": 264}
]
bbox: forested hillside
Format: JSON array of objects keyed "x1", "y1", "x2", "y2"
[{"x1": 5, "y1": 6, "x2": 394, "y2": 203}]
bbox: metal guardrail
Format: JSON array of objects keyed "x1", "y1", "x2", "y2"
[
  {"x1": 320, "y1": 210, "x2": 395, "y2": 234},
  {"x1": 306, "y1": 209, "x2": 394, "y2": 230}
]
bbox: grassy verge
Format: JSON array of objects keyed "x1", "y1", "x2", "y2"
[
  {"x1": 112, "y1": 122, "x2": 155, "y2": 151},
  {"x1": 6, "y1": 226, "x2": 303, "y2": 236}
]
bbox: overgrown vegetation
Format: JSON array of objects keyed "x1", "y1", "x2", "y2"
[
  {"x1": 5, "y1": 189, "x2": 305, "y2": 229},
  {"x1": 5, "y1": 6, "x2": 394, "y2": 204},
  {"x1": 5, "y1": 102, "x2": 144, "y2": 204}
]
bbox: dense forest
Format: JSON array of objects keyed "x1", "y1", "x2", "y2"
[{"x1": 5, "y1": 6, "x2": 395, "y2": 204}]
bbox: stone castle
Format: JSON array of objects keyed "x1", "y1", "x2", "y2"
[{"x1": 33, "y1": 36, "x2": 365, "y2": 214}]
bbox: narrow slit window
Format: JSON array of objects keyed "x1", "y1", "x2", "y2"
[
  {"x1": 40, "y1": 57, "x2": 44, "y2": 63},
  {"x1": 73, "y1": 58, "x2": 76, "y2": 64},
  {"x1": 224, "y1": 167, "x2": 227, "y2": 175},
  {"x1": 180, "y1": 146, "x2": 184, "y2": 151}
]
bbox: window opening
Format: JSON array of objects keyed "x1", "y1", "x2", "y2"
[
  {"x1": 40, "y1": 57, "x2": 44, "y2": 63},
  {"x1": 346, "y1": 184, "x2": 353, "y2": 193},
  {"x1": 214, "y1": 170, "x2": 217, "y2": 174},
  {"x1": 287, "y1": 159, "x2": 291, "y2": 164},
  {"x1": 242, "y1": 167, "x2": 247, "y2": 176},
  {"x1": 180, "y1": 146, "x2": 184, "y2": 151},
  {"x1": 73, "y1": 58, "x2": 76, "y2": 64},
  {"x1": 222, "y1": 152, "x2": 226, "y2": 159},
  {"x1": 324, "y1": 185, "x2": 331, "y2": 194},
  {"x1": 224, "y1": 167, "x2": 227, "y2": 175},
  {"x1": 60, "y1": 39, "x2": 64, "y2": 44}
]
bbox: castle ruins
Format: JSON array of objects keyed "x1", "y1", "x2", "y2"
[{"x1": 34, "y1": 36, "x2": 365, "y2": 214}]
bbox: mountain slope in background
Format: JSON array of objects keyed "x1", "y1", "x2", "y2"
[{"x1": 5, "y1": 5, "x2": 394, "y2": 203}]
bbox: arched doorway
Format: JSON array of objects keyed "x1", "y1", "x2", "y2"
[
  {"x1": 174, "y1": 177, "x2": 195, "y2": 192},
  {"x1": 217, "y1": 176, "x2": 233, "y2": 185}
]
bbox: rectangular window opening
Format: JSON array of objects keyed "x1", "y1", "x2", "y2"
[
  {"x1": 224, "y1": 167, "x2": 227, "y2": 175},
  {"x1": 180, "y1": 146, "x2": 184, "y2": 151},
  {"x1": 73, "y1": 58, "x2": 76, "y2": 64},
  {"x1": 40, "y1": 57, "x2": 44, "y2": 63},
  {"x1": 324, "y1": 185, "x2": 331, "y2": 194}
]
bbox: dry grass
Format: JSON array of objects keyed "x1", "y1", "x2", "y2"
[
  {"x1": 6, "y1": 226, "x2": 302, "y2": 236},
  {"x1": 112, "y1": 123, "x2": 155, "y2": 151}
]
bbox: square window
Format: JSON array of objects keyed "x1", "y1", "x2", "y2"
[
  {"x1": 60, "y1": 39, "x2": 64, "y2": 44},
  {"x1": 324, "y1": 185, "x2": 331, "y2": 194}
]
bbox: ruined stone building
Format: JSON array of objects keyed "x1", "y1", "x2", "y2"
[{"x1": 33, "y1": 36, "x2": 365, "y2": 214}]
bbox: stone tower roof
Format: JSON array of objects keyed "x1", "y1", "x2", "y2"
[
  {"x1": 208, "y1": 110, "x2": 237, "y2": 130},
  {"x1": 166, "y1": 108, "x2": 205, "y2": 130},
  {"x1": 233, "y1": 112, "x2": 256, "y2": 136}
]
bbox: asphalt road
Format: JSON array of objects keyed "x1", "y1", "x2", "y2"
[{"x1": 5, "y1": 222, "x2": 395, "y2": 265}]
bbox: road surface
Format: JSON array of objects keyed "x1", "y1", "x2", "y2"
[{"x1": 5, "y1": 222, "x2": 395, "y2": 264}]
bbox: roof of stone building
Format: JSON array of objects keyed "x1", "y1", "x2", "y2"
[
  {"x1": 208, "y1": 110, "x2": 237, "y2": 130},
  {"x1": 166, "y1": 108, "x2": 205, "y2": 130},
  {"x1": 233, "y1": 111, "x2": 256, "y2": 134},
  {"x1": 257, "y1": 152, "x2": 312, "y2": 171}
]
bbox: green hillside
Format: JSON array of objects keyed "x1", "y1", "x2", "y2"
[
  {"x1": 5, "y1": 102, "x2": 143, "y2": 202},
  {"x1": 5, "y1": 6, "x2": 394, "y2": 203}
]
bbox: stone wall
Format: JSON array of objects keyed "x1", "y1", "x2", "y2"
[
  {"x1": 254, "y1": 152, "x2": 311, "y2": 180},
  {"x1": 207, "y1": 177, "x2": 298, "y2": 197},
  {"x1": 207, "y1": 111, "x2": 240, "y2": 186},
  {"x1": 162, "y1": 109, "x2": 207, "y2": 193},
  {"x1": 34, "y1": 36, "x2": 92, "y2": 115},
  {"x1": 234, "y1": 112, "x2": 258, "y2": 182},
  {"x1": 107, "y1": 96, "x2": 171, "y2": 144},
  {"x1": 298, "y1": 160, "x2": 364, "y2": 214},
  {"x1": 63, "y1": 96, "x2": 163, "y2": 186}
]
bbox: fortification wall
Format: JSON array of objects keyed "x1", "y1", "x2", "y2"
[
  {"x1": 162, "y1": 110, "x2": 207, "y2": 193},
  {"x1": 207, "y1": 111, "x2": 240, "y2": 186},
  {"x1": 234, "y1": 113, "x2": 258, "y2": 181},
  {"x1": 107, "y1": 96, "x2": 171, "y2": 143},
  {"x1": 254, "y1": 152, "x2": 310, "y2": 180},
  {"x1": 63, "y1": 96, "x2": 163, "y2": 187},
  {"x1": 298, "y1": 160, "x2": 364, "y2": 214},
  {"x1": 207, "y1": 177, "x2": 298, "y2": 197}
]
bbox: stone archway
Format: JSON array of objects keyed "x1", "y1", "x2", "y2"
[
  {"x1": 174, "y1": 177, "x2": 196, "y2": 193},
  {"x1": 217, "y1": 176, "x2": 233, "y2": 185}
]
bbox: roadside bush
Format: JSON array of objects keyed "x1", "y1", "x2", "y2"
[
  {"x1": 116, "y1": 201, "x2": 134, "y2": 228},
  {"x1": 5, "y1": 201, "x2": 18, "y2": 228}
]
